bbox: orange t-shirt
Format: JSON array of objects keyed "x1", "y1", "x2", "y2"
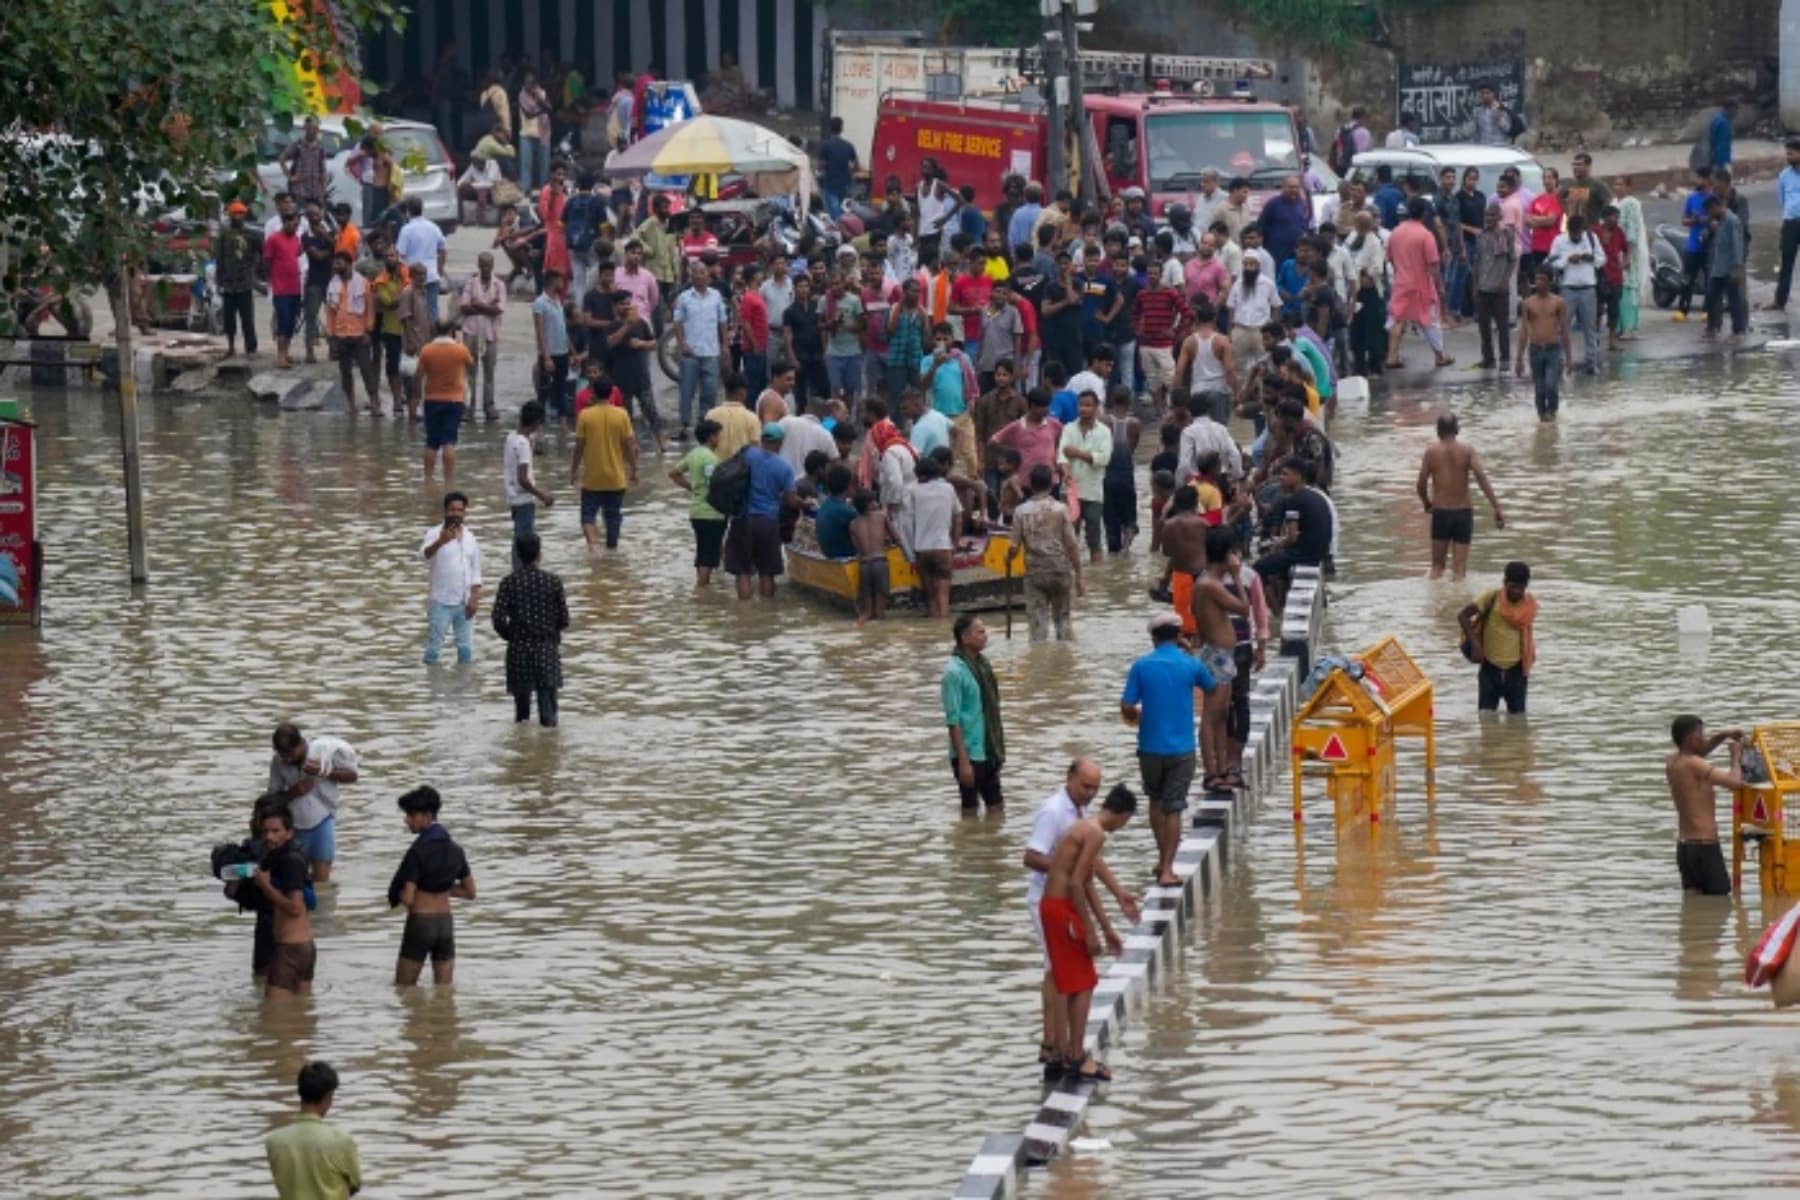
[{"x1": 418, "y1": 338, "x2": 474, "y2": 401}]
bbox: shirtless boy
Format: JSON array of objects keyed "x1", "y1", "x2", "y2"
[
  {"x1": 1192, "y1": 526, "x2": 1250, "y2": 794},
  {"x1": 1664, "y1": 715, "x2": 1744, "y2": 896},
  {"x1": 1038, "y1": 783, "x2": 1138, "y2": 1082},
  {"x1": 1416, "y1": 411, "x2": 1505, "y2": 579},
  {"x1": 1514, "y1": 268, "x2": 1571, "y2": 420},
  {"x1": 849, "y1": 488, "x2": 893, "y2": 625},
  {"x1": 253, "y1": 806, "x2": 316, "y2": 998},
  {"x1": 388, "y1": 785, "x2": 476, "y2": 987}
]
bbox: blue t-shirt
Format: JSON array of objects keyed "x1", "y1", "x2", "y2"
[
  {"x1": 1077, "y1": 272, "x2": 1117, "y2": 339},
  {"x1": 818, "y1": 135, "x2": 858, "y2": 192},
  {"x1": 1048, "y1": 389, "x2": 1079, "y2": 424},
  {"x1": 909, "y1": 407, "x2": 952, "y2": 456},
  {"x1": 1007, "y1": 203, "x2": 1043, "y2": 253},
  {"x1": 1276, "y1": 258, "x2": 1306, "y2": 321},
  {"x1": 745, "y1": 446, "x2": 797, "y2": 519},
  {"x1": 1683, "y1": 188, "x2": 1711, "y2": 253},
  {"x1": 918, "y1": 354, "x2": 967, "y2": 417},
  {"x1": 1374, "y1": 185, "x2": 1405, "y2": 230},
  {"x1": 1120, "y1": 642, "x2": 1217, "y2": 756},
  {"x1": 815, "y1": 495, "x2": 857, "y2": 558},
  {"x1": 959, "y1": 206, "x2": 988, "y2": 244}
]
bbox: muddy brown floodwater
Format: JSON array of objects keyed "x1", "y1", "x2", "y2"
[{"x1": 4, "y1": 351, "x2": 1800, "y2": 1197}]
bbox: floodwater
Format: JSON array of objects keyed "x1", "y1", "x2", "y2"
[
  {"x1": 1037, "y1": 353, "x2": 1800, "y2": 1196},
  {"x1": 2, "y1": 349, "x2": 1798, "y2": 1198}
]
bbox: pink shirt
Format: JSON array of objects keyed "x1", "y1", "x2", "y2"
[
  {"x1": 990, "y1": 415, "x2": 1064, "y2": 476},
  {"x1": 616, "y1": 266, "x2": 660, "y2": 316},
  {"x1": 1183, "y1": 256, "x2": 1228, "y2": 307},
  {"x1": 1384, "y1": 220, "x2": 1441, "y2": 324}
]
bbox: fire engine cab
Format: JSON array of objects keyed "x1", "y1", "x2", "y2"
[{"x1": 857, "y1": 46, "x2": 1302, "y2": 218}]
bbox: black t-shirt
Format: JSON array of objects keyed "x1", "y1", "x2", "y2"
[
  {"x1": 265, "y1": 840, "x2": 310, "y2": 899},
  {"x1": 1282, "y1": 486, "x2": 1333, "y2": 565},
  {"x1": 609, "y1": 318, "x2": 654, "y2": 395},
  {"x1": 303, "y1": 232, "x2": 335, "y2": 290},
  {"x1": 1039, "y1": 274, "x2": 1082, "y2": 347},
  {"x1": 386, "y1": 824, "x2": 470, "y2": 908},
  {"x1": 1150, "y1": 449, "x2": 1178, "y2": 477},
  {"x1": 1108, "y1": 274, "x2": 1139, "y2": 342},
  {"x1": 581, "y1": 288, "x2": 616, "y2": 359},
  {"x1": 783, "y1": 301, "x2": 824, "y2": 360},
  {"x1": 1455, "y1": 190, "x2": 1488, "y2": 237}
]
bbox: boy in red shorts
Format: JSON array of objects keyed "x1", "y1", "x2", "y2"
[{"x1": 1039, "y1": 783, "x2": 1138, "y2": 1082}]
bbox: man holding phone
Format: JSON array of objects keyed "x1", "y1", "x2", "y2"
[
  {"x1": 421, "y1": 492, "x2": 483, "y2": 665},
  {"x1": 1252, "y1": 456, "x2": 1332, "y2": 615}
]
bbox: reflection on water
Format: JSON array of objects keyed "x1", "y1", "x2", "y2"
[
  {"x1": 8, "y1": 352, "x2": 1800, "y2": 1196},
  {"x1": 1040, "y1": 354, "x2": 1800, "y2": 1195}
]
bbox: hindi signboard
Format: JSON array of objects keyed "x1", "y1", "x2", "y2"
[
  {"x1": 0, "y1": 418, "x2": 39, "y2": 626},
  {"x1": 1395, "y1": 57, "x2": 1526, "y2": 144}
]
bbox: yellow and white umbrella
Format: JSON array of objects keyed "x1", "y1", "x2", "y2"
[{"x1": 605, "y1": 114, "x2": 814, "y2": 212}]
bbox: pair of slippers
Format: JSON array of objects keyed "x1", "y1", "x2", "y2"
[{"x1": 1039, "y1": 1043, "x2": 1112, "y2": 1083}]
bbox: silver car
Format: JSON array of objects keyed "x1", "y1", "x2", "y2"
[{"x1": 255, "y1": 115, "x2": 458, "y2": 230}]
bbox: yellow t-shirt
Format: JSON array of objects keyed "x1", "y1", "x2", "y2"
[
  {"x1": 707, "y1": 402, "x2": 762, "y2": 462},
  {"x1": 1477, "y1": 589, "x2": 1523, "y2": 668},
  {"x1": 576, "y1": 404, "x2": 634, "y2": 491},
  {"x1": 1302, "y1": 383, "x2": 1321, "y2": 419},
  {"x1": 1193, "y1": 480, "x2": 1224, "y2": 516},
  {"x1": 983, "y1": 256, "x2": 1011, "y2": 283}
]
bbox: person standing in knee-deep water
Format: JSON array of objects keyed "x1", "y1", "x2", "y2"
[
  {"x1": 1664, "y1": 715, "x2": 1745, "y2": 897},
  {"x1": 1416, "y1": 411, "x2": 1504, "y2": 581},
  {"x1": 1007, "y1": 463, "x2": 1084, "y2": 642},
  {"x1": 421, "y1": 492, "x2": 483, "y2": 665},
  {"x1": 942, "y1": 615, "x2": 1006, "y2": 812},
  {"x1": 267, "y1": 723, "x2": 359, "y2": 886},
  {"x1": 388, "y1": 786, "x2": 477, "y2": 985},
  {"x1": 1458, "y1": 560, "x2": 1537, "y2": 714},
  {"x1": 1514, "y1": 269, "x2": 1568, "y2": 421},
  {"x1": 490, "y1": 532, "x2": 569, "y2": 726},
  {"x1": 1038, "y1": 782, "x2": 1137, "y2": 1082},
  {"x1": 265, "y1": 1061, "x2": 361, "y2": 1200},
  {"x1": 252, "y1": 805, "x2": 316, "y2": 999}
]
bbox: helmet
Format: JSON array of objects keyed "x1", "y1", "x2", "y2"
[{"x1": 1165, "y1": 202, "x2": 1191, "y2": 227}]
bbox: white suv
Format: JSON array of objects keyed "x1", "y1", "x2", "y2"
[
  {"x1": 1348, "y1": 144, "x2": 1546, "y2": 197},
  {"x1": 255, "y1": 116, "x2": 458, "y2": 230}
]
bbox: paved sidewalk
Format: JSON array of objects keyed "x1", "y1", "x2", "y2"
[{"x1": 1534, "y1": 139, "x2": 1788, "y2": 192}]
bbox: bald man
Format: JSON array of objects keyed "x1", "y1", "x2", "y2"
[{"x1": 1021, "y1": 758, "x2": 1139, "y2": 1079}]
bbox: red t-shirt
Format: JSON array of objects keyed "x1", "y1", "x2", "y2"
[
  {"x1": 737, "y1": 289, "x2": 769, "y2": 353},
  {"x1": 1595, "y1": 223, "x2": 1628, "y2": 288},
  {"x1": 262, "y1": 231, "x2": 303, "y2": 297},
  {"x1": 1012, "y1": 291, "x2": 1039, "y2": 353},
  {"x1": 862, "y1": 281, "x2": 898, "y2": 355},
  {"x1": 1527, "y1": 193, "x2": 1563, "y2": 256},
  {"x1": 575, "y1": 384, "x2": 624, "y2": 414},
  {"x1": 951, "y1": 273, "x2": 992, "y2": 343},
  {"x1": 1132, "y1": 287, "x2": 1188, "y2": 349}
]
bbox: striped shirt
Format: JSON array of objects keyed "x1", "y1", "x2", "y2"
[{"x1": 1131, "y1": 287, "x2": 1188, "y2": 349}]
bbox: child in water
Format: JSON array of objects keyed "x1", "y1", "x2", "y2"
[{"x1": 848, "y1": 488, "x2": 892, "y2": 626}]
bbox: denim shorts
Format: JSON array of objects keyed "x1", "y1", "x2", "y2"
[
  {"x1": 293, "y1": 813, "x2": 336, "y2": 863},
  {"x1": 423, "y1": 400, "x2": 464, "y2": 449},
  {"x1": 271, "y1": 293, "x2": 303, "y2": 338}
]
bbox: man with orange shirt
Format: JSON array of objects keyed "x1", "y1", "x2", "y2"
[
  {"x1": 322, "y1": 251, "x2": 379, "y2": 413},
  {"x1": 417, "y1": 321, "x2": 475, "y2": 489}
]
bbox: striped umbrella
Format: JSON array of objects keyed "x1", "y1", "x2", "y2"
[{"x1": 604, "y1": 115, "x2": 814, "y2": 211}]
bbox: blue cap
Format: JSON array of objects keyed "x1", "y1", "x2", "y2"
[{"x1": 762, "y1": 422, "x2": 785, "y2": 441}]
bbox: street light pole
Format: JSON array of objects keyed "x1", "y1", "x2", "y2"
[{"x1": 1044, "y1": 24, "x2": 1066, "y2": 198}]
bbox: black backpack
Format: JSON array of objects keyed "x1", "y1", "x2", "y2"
[
  {"x1": 565, "y1": 193, "x2": 601, "y2": 253},
  {"x1": 706, "y1": 445, "x2": 755, "y2": 516}
]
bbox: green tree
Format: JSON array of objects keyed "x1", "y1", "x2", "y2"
[{"x1": 0, "y1": 0, "x2": 398, "y2": 583}]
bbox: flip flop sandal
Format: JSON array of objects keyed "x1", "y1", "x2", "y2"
[
  {"x1": 1038, "y1": 1040, "x2": 1057, "y2": 1065},
  {"x1": 1071, "y1": 1056, "x2": 1112, "y2": 1083}
]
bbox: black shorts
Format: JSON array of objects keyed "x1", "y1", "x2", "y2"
[
  {"x1": 724, "y1": 515, "x2": 784, "y2": 577},
  {"x1": 1430, "y1": 507, "x2": 1474, "y2": 544},
  {"x1": 399, "y1": 911, "x2": 456, "y2": 963},
  {"x1": 693, "y1": 518, "x2": 727, "y2": 568},
  {"x1": 1676, "y1": 840, "x2": 1731, "y2": 896},
  {"x1": 954, "y1": 757, "x2": 1004, "y2": 809}
]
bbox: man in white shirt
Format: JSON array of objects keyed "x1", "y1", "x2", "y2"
[
  {"x1": 504, "y1": 400, "x2": 555, "y2": 571},
  {"x1": 459, "y1": 252, "x2": 507, "y2": 420},
  {"x1": 1020, "y1": 759, "x2": 1138, "y2": 1078},
  {"x1": 777, "y1": 409, "x2": 838, "y2": 473},
  {"x1": 421, "y1": 492, "x2": 482, "y2": 665},
  {"x1": 1178, "y1": 410, "x2": 1244, "y2": 484},
  {"x1": 1548, "y1": 212, "x2": 1607, "y2": 372},
  {"x1": 267, "y1": 722, "x2": 360, "y2": 884},
  {"x1": 759, "y1": 256, "x2": 796, "y2": 361},
  {"x1": 395, "y1": 196, "x2": 449, "y2": 321},
  {"x1": 1225, "y1": 260, "x2": 1280, "y2": 367},
  {"x1": 1190, "y1": 168, "x2": 1227, "y2": 238}
]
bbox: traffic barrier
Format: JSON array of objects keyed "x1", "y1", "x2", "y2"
[
  {"x1": 952, "y1": 569, "x2": 1325, "y2": 1195},
  {"x1": 1733, "y1": 724, "x2": 1800, "y2": 895},
  {"x1": 1290, "y1": 636, "x2": 1434, "y2": 832}
]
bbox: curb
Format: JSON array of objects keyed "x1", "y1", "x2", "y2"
[{"x1": 951, "y1": 566, "x2": 1326, "y2": 1197}]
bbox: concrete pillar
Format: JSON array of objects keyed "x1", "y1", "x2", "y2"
[
  {"x1": 739, "y1": 0, "x2": 759, "y2": 89},
  {"x1": 630, "y1": 0, "x2": 652, "y2": 74},
  {"x1": 774, "y1": 0, "x2": 795, "y2": 108},
  {"x1": 705, "y1": 0, "x2": 721, "y2": 73}
]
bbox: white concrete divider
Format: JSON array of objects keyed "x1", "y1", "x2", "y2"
[{"x1": 952, "y1": 572, "x2": 1326, "y2": 1198}]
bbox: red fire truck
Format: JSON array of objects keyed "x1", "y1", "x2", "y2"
[
  {"x1": 848, "y1": 41, "x2": 1304, "y2": 218},
  {"x1": 872, "y1": 84, "x2": 1303, "y2": 219}
]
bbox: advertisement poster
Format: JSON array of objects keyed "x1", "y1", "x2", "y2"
[{"x1": 0, "y1": 419, "x2": 38, "y2": 625}]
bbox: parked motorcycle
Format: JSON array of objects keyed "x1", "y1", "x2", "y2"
[{"x1": 1650, "y1": 222, "x2": 1689, "y2": 310}]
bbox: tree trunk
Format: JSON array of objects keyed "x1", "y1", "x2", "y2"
[{"x1": 109, "y1": 273, "x2": 148, "y2": 584}]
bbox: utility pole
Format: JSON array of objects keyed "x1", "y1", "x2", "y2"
[
  {"x1": 1043, "y1": 19, "x2": 1066, "y2": 198},
  {"x1": 1059, "y1": 0, "x2": 1097, "y2": 206},
  {"x1": 111, "y1": 270, "x2": 147, "y2": 584}
]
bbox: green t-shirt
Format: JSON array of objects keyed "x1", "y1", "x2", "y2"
[
  {"x1": 678, "y1": 445, "x2": 723, "y2": 520},
  {"x1": 940, "y1": 655, "x2": 987, "y2": 763},
  {"x1": 826, "y1": 291, "x2": 864, "y2": 358}
]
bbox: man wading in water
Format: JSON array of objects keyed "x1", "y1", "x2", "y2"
[
  {"x1": 1038, "y1": 783, "x2": 1138, "y2": 1082},
  {"x1": 1458, "y1": 561, "x2": 1538, "y2": 713},
  {"x1": 942, "y1": 615, "x2": 1006, "y2": 812},
  {"x1": 1416, "y1": 411, "x2": 1505, "y2": 580},
  {"x1": 1664, "y1": 716, "x2": 1745, "y2": 896},
  {"x1": 388, "y1": 786, "x2": 477, "y2": 986}
]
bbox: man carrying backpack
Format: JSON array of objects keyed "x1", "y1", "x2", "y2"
[
  {"x1": 564, "y1": 173, "x2": 606, "y2": 298},
  {"x1": 722, "y1": 423, "x2": 801, "y2": 601},
  {"x1": 1327, "y1": 107, "x2": 1372, "y2": 178}
]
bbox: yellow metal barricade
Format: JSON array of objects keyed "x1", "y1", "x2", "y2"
[
  {"x1": 1732, "y1": 723, "x2": 1800, "y2": 895},
  {"x1": 1291, "y1": 636, "x2": 1435, "y2": 835}
]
